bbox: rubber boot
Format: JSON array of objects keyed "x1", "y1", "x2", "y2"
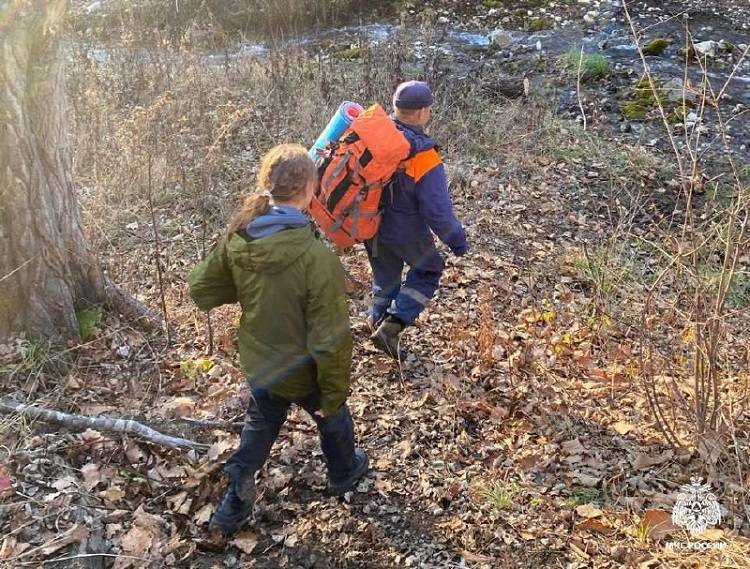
[{"x1": 370, "y1": 316, "x2": 405, "y2": 359}]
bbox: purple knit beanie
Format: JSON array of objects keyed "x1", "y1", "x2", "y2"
[{"x1": 393, "y1": 80, "x2": 434, "y2": 110}]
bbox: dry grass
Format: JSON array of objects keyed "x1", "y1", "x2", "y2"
[{"x1": 69, "y1": 0, "x2": 381, "y2": 43}]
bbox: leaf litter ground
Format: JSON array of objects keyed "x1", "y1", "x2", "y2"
[{"x1": 3, "y1": 1, "x2": 750, "y2": 566}]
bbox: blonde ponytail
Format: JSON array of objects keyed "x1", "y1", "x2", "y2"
[{"x1": 227, "y1": 194, "x2": 272, "y2": 234}]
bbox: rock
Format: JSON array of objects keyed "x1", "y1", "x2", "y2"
[
  {"x1": 642, "y1": 38, "x2": 669, "y2": 56},
  {"x1": 488, "y1": 28, "x2": 513, "y2": 48},
  {"x1": 619, "y1": 122, "x2": 632, "y2": 133},
  {"x1": 694, "y1": 40, "x2": 719, "y2": 58},
  {"x1": 663, "y1": 77, "x2": 696, "y2": 104},
  {"x1": 583, "y1": 11, "x2": 598, "y2": 25},
  {"x1": 437, "y1": 16, "x2": 449, "y2": 25}
]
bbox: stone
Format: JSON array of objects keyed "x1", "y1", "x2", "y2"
[
  {"x1": 694, "y1": 40, "x2": 719, "y2": 58},
  {"x1": 663, "y1": 78, "x2": 697, "y2": 104}
]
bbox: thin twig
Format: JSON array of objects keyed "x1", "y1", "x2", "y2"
[
  {"x1": 38, "y1": 553, "x2": 150, "y2": 565},
  {"x1": 576, "y1": 46, "x2": 587, "y2": 131},
  {"x1": 0, "y1": 258, "x2": 33, "y2": 284},
  {"x1": 147, "y1": 153, "x2": 172, "y2": 345}
]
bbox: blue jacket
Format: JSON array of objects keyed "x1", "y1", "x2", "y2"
[{"x1": 378, "y1": 119, "x2": 468, "y2": 254}]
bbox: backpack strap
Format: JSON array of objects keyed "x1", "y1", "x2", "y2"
[{"x1": 324, "y1": 149, "x2": 353, "y2": 191}]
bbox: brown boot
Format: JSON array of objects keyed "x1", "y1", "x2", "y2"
[{"x1": 370, "y1": 316, "x2": 405, "y2": 359}]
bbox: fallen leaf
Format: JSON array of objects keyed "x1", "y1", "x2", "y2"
[
  {"x1": 572, "y1": 472, "x2": 601, "y2": 487},
  {"x1": 568, "y1": 538, "x2": 591, "y2": 560},
  {"x1": 119, "y1": 526, "x2": 153, "y2": 557},
  {"x1": 397, "y1": 439, "x2": 412, "y2": 460},
  {"x1": 102, "y1": 486, "x2": 126, "y2": 505},
  {"x1": 193, "y1": 504, "x2": 214, "y2": 525},
  {"x1": 575, "y1": 504, "x2": 603, "y2": 519},
  {"x1": 125, "y1": 443, "x2": 146, "y2": 464},
  {"x1": 562, "y1": 438, "x2": 586, "y2": 455},
  {"x1": 612, "y1": 421, "x2": 635, "y2": 435},
  {"x1": 167, "y1": 491, "x2": 193, "y2": 515},
  {"x1": 41, "y1": 524, "x2": 89, "y2": 556},
  {"x1": 51, "y1": 476, "x2": 76, "y2": 492},
  {"x1": 641, "y1": 509, "x2": 677, "y2": 541},
  {"x1": 165, "y1": 396, "x2": 195, "y2": 418},
  {"x1": 576, "y1": 518, "x2": 612, "y2": 534},
  {"x1": 208, "y1": 436, "x2": 238, "y2": 462},
  {"x1": 266, "y1": 466, "x2": 293, "y2": 492},
  {"x1": 231, "y1": 530, "x2": 258, "y2": 554},
  {"x1": 374, "y1": 478, "x2": 392, "y2": 496},
  {"x1": 133, "y1": 505, "x2": 163, "y2": 532},
  {"x1": 0, "y1": 465, "x2": 12, "y2": 494},
  {"x1": 0, "y1": 536, "x2": 30, "y2": 559},
  {"x1": 461, "y1": 549, "x2": 491, "y2": 563},
  {"x1": 633, "y1": 450, "x2": 673, "y2": 470},
  {"x1": 81, "y1": 463, "x2": 102, "y2": 491}
]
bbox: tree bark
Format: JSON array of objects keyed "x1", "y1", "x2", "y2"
[{"x1": 0, "y1": 0, "x2": 105, "y2": 342}]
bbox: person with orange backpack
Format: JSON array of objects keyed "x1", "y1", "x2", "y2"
[{"x1": 367, "y1": 81, "x2": 469, "y2": 357}]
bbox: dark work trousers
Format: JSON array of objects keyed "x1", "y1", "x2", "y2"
[
  {"x1": 365, "y1": 236, "x2": 446, "y2": 326},
  {"x1": 223, "y1": 387, "x2": 356, "y2": 486}
]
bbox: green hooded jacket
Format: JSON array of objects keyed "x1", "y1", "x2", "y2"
[{"x1": 188, "y1": 226, "x2": 352, "y2": 416}]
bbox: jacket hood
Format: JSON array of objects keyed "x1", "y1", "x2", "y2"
[
  {"x1": 227, "y1": 225, "x2": 314, "y2": 274},
  {"x1": 245, "y1": 205, "x2": 310, "y2": 239},
  {"x1": 392, "y1": 117, "x2": 437, "y2": 156}
]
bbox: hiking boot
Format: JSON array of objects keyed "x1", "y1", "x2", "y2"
[
  {"x1": 329, "y1": 449, "x2": 369, "y2": 497},
  {"x1": 370, "y1": 316, "x2": 404, "y2": 359},
  {"x1": 208, "y1": 476, "x2": 256, "y2": 537}
]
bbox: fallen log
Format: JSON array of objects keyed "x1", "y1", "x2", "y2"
[{"x1": 0, "y1": 398, "x2": 209, "y2": 450}]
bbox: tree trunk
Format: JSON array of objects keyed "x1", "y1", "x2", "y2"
[{"x1": 0, "y1": 0, "x2": 105, "y2": 342}]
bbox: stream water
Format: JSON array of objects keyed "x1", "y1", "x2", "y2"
[{"x1": 82, "y1": 5, "x2": 750, "y2": 161}]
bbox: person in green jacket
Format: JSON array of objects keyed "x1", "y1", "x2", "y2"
[{"x1": 189, "y1": 143, "x2": 368, "y2": 538}]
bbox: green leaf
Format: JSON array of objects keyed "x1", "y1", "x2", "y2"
[{"x1": 76, "y1": 307, "x2": 102, "y2": 340}]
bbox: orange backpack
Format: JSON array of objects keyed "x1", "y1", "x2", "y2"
[{"x1": 310, "y1": 104, "x2": 411, "y2": 248}]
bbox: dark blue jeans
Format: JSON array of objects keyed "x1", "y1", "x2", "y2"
[
  {"x1": 224, "y1": 387, "x2": 356, "y2": 486},
  {"x1": 365, "y1": 236, "x2": 445, "y2": 326}
]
